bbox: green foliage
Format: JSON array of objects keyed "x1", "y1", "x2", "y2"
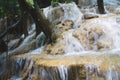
[
  {"x1": 51, "y1": 0, "x2": 59, "y2": 5},
  {"x1": 26, "y1": 0, "x2": 34, "y2": 8},
  {"x1": 52, "y1": 0, "x2": 59, "y2": 2},
  {"x1": 51, "y1": 0, "x2": 67, "y2": 3},
  {"x1": 51, "y1": 0, "x2": 68, "y2": 5},
  {"x1": 0, "y1": 0, "x2": 20, "y2": 18}
]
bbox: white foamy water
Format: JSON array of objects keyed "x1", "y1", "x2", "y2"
[
  {"x1": 29, "y1": 46, "x2": 44, "y2": 54},
  {"x1": 85, "y1": 64, "x2": 120, "y2": 80},
  {"x1": 90, "y1": 18, "x2": 120, "y2": 50},
  {"x1": 8, "y1": 76, "x2": 21, "y2": 80},
  {"x1": 86, "y1": 64, "x2": 100, "y2": 80},
  {"x1": 78, "y1": 0, "x2": 120, "y2": 7},
  {"x1": 61, "y1": 17, "x2": 120, "y2": 55},
  {"x1": 104, "y1": 0, "x2": 120, "y2": 5},
  {"x1": 5, "y1": 1, "x2": 120, "y2": 80},
  {"x1": 43, "y1": 2, "x2": 83, "y2": 21},
  {"x1": 63, "y1": 30, "x2": 84, "y2": 55},
  {"x1": 43, "y1": 2, "x2": 83, "y2": 28},
  {"x1": 58, "y1": 66, "x2": 68, "y2": 80},
  {"x1": 105, "y1": 68, "x2": 119, "y2": 80}
]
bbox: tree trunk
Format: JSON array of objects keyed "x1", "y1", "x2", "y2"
[
  {"x1": 0, "y1": 39, "x2": 7, "y2": 53},
  {"x1": 36, "y1": 0, "x2": 51, "y2": 8},
  {"x1": 97, "y1": 0, "x2": 105, "y2": 14},
  {"x1": 18, "y1": 0, "x2": 29, "y2": 37},
  {"x1": 21, "y1": 13, "x2": 29, "y2": 37},
  {"x1": 18, "y1": 0, "x2": 57, "y2": 43}
]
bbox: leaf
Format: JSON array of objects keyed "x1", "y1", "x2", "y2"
[
  {"x1": 51, "y1": 0, "x2": 59, "y2": 5},
  {"x1": 26, "y1": 0, "x2": 34, "y2": 8}
]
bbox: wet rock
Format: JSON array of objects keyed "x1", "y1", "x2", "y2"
[
  {"x1": 73, "y1": 28, "x2": 90, "y2": 50},
  {"x1": 48, "y1": 7, "x2": 64, "y2": 24},
  {"x1": 114, "y1": 7, "x2": 120, "y2": 14},
  {"x1": 0, "y1": 70, "x2": 11, "y2": 80},
  {"x1": 97, "y1": 40, "x2": 111, "y2": 50},
  {"x1": 9, "y1": 54, "x2": 120, "y2": 80},
  {"x1": 43, "y1": 2, "x2": 83, "y2": 24},
  {"x1": 73, "y1": 17, "x2": 120, "y2": 51},
  {"x1": 30, "y1": 74, "x2": 39, "y2": 80},
  {"x1": 54, "y1": 20, "x2": 73, "y2": 34},
  {"x1": 2, "y1": 3, "x2": 120, "y2": 80},
  {"x1": 105, "y1": 6, "x2": 118, "y2": 13},
  {"x1": 105, "y1": 6, "x2": 120, "y2": 14},
  {"x1": 84, "y1": 13, "x2": 99, "y2": 19},
  {"x1": 68, "y1": 65, "x2": 86, "y2": 80},
  {"x1": 44, "y1": 39, "x2": 65, "y2": 55}
]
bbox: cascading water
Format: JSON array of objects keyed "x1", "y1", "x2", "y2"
[
  {"x1": 64, "y1": 30, "x2": 84, "y2": 54},
  {"x1": 105, "y1": 68, "x2": 119, "y2": 80},
  {"x1": 2, "y1": 1, "x2": 120, "y2": 80},
  {"x1": 43, "y1": 2, "x2": 83, "y2": 28},
  {"x1": 104, "y1": 0, "x2": 120, "y2": 5},
  {"x1": 58, "y1": 66, "x2": 68, "y2": 80},
  {"x1": 42, "y1": 2, "x2": 120, "y2": 80}
]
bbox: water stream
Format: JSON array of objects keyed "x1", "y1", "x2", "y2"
[
  {"x1": 1, "y1": 0, "x2": 120, "y2": 80},
  {"x1": 42, "y1": 1, "x2": 120, "y2": 80}
]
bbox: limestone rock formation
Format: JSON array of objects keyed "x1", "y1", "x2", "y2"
[
  {"x1": 73, "y1": 17, "x2": 120, "y2": 51},
  {"x1": 44, "y1": 39, "x2": 65, "y2": 55},
  {"x1": 8, "y1": 53, "x2": 120, "y2": 80},
  {"x1": 54, "y1": 20, "x2": 73, "y2": 34}
]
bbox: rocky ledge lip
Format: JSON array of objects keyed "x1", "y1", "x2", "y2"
[
  {"x1": 10, "y1": 53, "x2": 120, "y2": 80},
  {"x1": 12, "y1": 53, "x2": 120, "y2": 71}
]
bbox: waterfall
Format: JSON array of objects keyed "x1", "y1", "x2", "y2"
[
  {"x1": 105, "y1": 68, "x2": 119, "y2": 80},
  {"x1": 86, "y1": 64, "x2": 100, "y2": 80},
  {"x1": 77, "y1": 0, "x2": 120, "y2": 7},
  {"x1": 40, "y1": 2, "x2": 120, "y2": 79},
  {"x1": 43, "y1": 2, "x2": 83, "y2": 28},
  {"x1": 64, "y1": 30, "x2": 84, "y2": 55},
  {"x1": 104, "y1": 0, "x2": 120, "y2": 5},
  {"x1": 58, "y1": 66, "x2": 68, "y2": 80},
  {"x1": 43, "y1": 2, "x2": 83, "y2": 21},
  {"x1": 3, "y1": 1, "x2": 120, "y2": 80},
  {"x1": 86, "y1": 64, "x2": 120, "y2": 80}
]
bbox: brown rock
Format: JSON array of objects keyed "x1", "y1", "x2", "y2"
[
  {"x1": 11, "y1": 53, "x2": 120, "y2": 80},
  {"x1": 44, "y1": 39, "x2": 65, "y2": 55},
  {"x1": 84, "y1": 13, "x2": 99, "y2": 19},
  {"x1": 55, "y1": 20, "x2": 73, "y2": 34},
  {"x1": 97, "y1": 40, "x2": 111, "y2": 50}
]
